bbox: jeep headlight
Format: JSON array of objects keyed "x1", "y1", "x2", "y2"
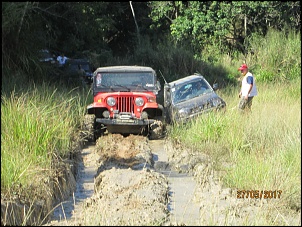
[
  {"x1": 178, "y1": 108, "x2": 190, "y2": 118},
  {"x1": 107, "y1": 97, "x2": 116, "y2": 106},
  {"x1": 135, "y1": 97, "x2": 144, "y2": 106}
]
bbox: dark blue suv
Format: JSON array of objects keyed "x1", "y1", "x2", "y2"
[{"x1": 64, "y1": 59, "x2": 93, "y2": 85}]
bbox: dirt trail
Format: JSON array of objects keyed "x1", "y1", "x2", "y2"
[
  {"x1": 46, "y1": 135, "x2": 203, "y2": 225},
  {"x1": 44, "y1": 134, "x2": 300, "y2": 226}
]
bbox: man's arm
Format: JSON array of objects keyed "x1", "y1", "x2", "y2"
[{"x1": 245, "y1": 76, "x2": 254, "y2": 99}]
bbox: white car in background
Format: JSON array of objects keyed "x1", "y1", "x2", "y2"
[{"x1": 38, "y1": 49, "x2": 56, "y2": 64}]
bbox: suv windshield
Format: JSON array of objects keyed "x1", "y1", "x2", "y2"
[
  {"x1": 96, "y1": 72, "x2": 155, "y2": 88},
  {"x1": 172, "y1": 79, "x2": 212, "y2": 104}
]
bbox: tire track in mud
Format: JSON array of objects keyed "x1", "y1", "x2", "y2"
[
  {"x1": 150, "y1": 139, "x2": 201, "y2": 225},
  {"x1": 46, "y1": 134, "x2": 201, "y2": 226}
]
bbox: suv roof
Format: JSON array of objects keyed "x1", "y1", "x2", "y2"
[{"x1": 168, "y1": 74, "x2": 205, "y2": 87}]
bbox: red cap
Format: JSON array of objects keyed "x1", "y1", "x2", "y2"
[{"x1": 238, "y1": 64, "x2": 248, "y2": 71}]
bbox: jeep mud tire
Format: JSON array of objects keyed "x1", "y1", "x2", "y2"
[
  {"x1": 82, "y1": 114, "x2": 95, "y2": 142},
  {"x1": 149, "y1": 117, "x2": 165, "y2": 140}
]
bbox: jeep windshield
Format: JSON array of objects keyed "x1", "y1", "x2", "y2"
[
  {"x1": 95, "y1": 72, "x2": 156, "y2": 91},
  {"x1": 172, "y1": 79, "x2": 213, "y2": 104}
]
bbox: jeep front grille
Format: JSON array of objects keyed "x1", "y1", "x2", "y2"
[{"x1": 116, "y1": 96, "x2": 134, "y2": 113}]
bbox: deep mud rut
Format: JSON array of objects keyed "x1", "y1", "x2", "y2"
[
  {"x1": 44, "y1": 134, "x2": 300, "y2": 226},
  {"x1": 149, "y1": 139, "x2": 201, "y2": 225}
]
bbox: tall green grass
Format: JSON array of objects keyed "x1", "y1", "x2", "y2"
[
  {"x1": 1, "y1": 81, "x2": 91, "y2": 194},
  {"x1": 239, "y1": 28, "x2": 301, "y2": 82},
  {"x1": 169, "y1": 77, "x2": 301, "y2": 211}
]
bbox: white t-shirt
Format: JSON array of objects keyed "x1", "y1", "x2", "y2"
[
  {"x1": 57, "y1": 55, "x2": 68, "y2": 65},
  {"x1": 241, "y1": 72, "x2": 258, "y2": 97}
]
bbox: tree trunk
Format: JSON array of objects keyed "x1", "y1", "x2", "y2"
[
  {"x1": 129, "y1": 1, "x2": 140, "y2": 44},
  {"x1": 16, "y1": 2, "x2": 29, "y2": 47}
]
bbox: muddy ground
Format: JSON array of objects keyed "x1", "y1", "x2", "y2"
[
  {"x1": 44, "y1": 134, "x2": 300, "y2": 226},
  {"x1": 2, "y1": 133, "x2": 300, "y2": 226}
]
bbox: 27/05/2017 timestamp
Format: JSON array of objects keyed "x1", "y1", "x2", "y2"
[{"x1": 237, "y1": 190, "x2": 282, "y2": 199}]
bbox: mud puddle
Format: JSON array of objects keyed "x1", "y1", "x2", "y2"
[{"x1": 49, "y1": 143, "x2": 97, "y2": 223}]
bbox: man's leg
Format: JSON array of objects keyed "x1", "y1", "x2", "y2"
[
  {"x1": 246, "y1": 97, "x2": 254, "y2": 111},
  {"x1": 238, "y1": 97, "x2": 248, "y2": 113}
]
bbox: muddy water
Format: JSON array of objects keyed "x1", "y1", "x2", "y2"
[
  {"x1": 51, "y1": 143, "x2": 97, "y2": 222},
  {"x1": 150, "y1": 139, "x2": 201, "y2": 225}
]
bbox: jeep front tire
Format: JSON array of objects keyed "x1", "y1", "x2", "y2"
[
  {"x1": 148, "y1": 117, "x2": 165, "y2": 140},
  {"x1": 82, "y1": 114, "x2": 95, "y2": 142}
]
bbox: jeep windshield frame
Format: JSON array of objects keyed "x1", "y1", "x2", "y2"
[{"x1": 93, "y1": 66, "x2": 159, "y2": 93}]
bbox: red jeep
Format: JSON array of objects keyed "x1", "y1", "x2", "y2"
[{"x1": 83, "y1": 66, "x2": 165, "y2": 141}]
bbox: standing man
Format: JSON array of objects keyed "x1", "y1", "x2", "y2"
[
  {"x1": 57, "y1": 53, "x2": 68, "y2": 66},
  {"x1": 238, "y1": 64, "x2": 258, "y2": 113}
]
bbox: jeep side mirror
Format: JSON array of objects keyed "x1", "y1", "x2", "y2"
[
  {"x1": 156, "y1": 80, "x2": 161, "y2": 91},
  {"x1": 163, "y1": 84, "x2": 171, "y2": 107},
  {"x1": 213, "y1": 83, "x2": 218, "y2": 91}
]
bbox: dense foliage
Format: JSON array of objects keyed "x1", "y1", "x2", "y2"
[{"x1": 2, "y1": 1, "x2": 300, "y2": 81}]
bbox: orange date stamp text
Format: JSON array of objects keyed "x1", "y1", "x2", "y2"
[{"x1": 237, "y1": 190, "x2": 282, "y2": 199}]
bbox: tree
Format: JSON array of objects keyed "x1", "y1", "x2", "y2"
[{"x1": 148, "y1": 1, "x2": 301, "y2": 57}]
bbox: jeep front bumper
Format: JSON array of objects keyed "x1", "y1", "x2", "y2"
[{"x1": 96, "y1": 118, "x2": 155, "y2": 126}]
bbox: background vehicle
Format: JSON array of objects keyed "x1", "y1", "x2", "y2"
[
  {"x1": 83, "y1": 65, "x2": 165, "y2": 141},
  {"x1": 38, "y1": 49, "x2": 56, "y2": 64},
  {"x1": 63, "y1": 59, "x2": 93, "y2": 85},
  {"x1": 163, "y1": 74, "x2": 226, "y2": 124}
]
